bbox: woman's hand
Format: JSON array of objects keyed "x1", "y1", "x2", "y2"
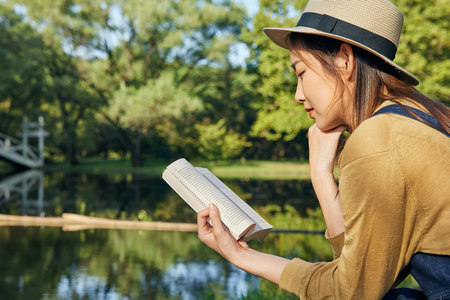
[
  {"x1": 307, "y1": 124, "x2": 346, "y2": 237},
  {"x1": 308, "y1": 124, "x2": 346, "y2": 178},
  {"x1": 197, "y1": 203, "x2": 249, "y2": 264},
  {"x1": 197, "y1": 203, "x2": 291, "y2": 284}
]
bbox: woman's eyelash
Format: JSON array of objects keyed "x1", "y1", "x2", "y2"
[{"x1": 297, "y1": 71, "x2": 305, "y2": 78}]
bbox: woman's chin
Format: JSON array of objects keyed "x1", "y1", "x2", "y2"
[{"x1": 315, "y1": 122, "x2": 346, "y2": 132}]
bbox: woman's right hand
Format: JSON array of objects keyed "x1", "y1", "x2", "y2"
[
  {"x1": 197, "y1": 204, "x2": 249, "y2": 264},
  {"x1": 197, "y1": 204, "x2": 290, "y2": 284}
]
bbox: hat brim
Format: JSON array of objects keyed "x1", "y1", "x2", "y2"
[{"x1": 263, "y1": 26, "x2": 419, "y2": 86}]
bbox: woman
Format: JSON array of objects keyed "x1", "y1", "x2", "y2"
[{"x1": 197, "y1": 0, "x2": 450, "y2": 299}]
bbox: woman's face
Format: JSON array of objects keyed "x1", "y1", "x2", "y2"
[{"x1": 289, "y1": 49, "x2": 348, "y2": 131}]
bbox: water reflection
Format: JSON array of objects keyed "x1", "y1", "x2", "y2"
[
  {"x1": 0, "y1": 171, "x2": 419, "y2": 298},
  {"x1": 0, "y1": 171, "x2": 319, "y2": 221},
  {"x1": 163, "y1": 261, "x2": 257, "y2": 299},
  {"x1": 0, "y1": 170, "x2": 44, "y2": 216},
  {"x1": 0, "y1": 227, "x2": 299, "y2": 299},
  {"x1": 0, "y1": 171, "x2": 325, "y2": 299},
  {"x1": 57, "y1": 271, "x2": 123, "y2": 300}
]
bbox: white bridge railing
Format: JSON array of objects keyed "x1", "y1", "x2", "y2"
[{"x1": 0, "y1": 117, "x2": 47, "y2": 168}]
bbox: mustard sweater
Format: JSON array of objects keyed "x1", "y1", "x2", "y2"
[{"x1": 279, "y1": 102, "x2": 450, "y2": 299}]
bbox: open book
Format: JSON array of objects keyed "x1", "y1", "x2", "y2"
[{"x1": 162, "y1": 158, "x2": 273, "y2": 242}]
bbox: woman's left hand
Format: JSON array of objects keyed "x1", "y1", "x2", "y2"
[
  {"x1": 308, "y1": 124, "x2": 346, "y2": 178},
  {"x1": 197, "y1": 203, "x2": 249, "y2": 264},
  {"x1": 307, "y1": 124, "x2": 346, "y2": 237}
]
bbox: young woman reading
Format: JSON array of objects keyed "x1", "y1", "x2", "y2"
[{"x1": 197, "y1": 0, "x2": 450, "y2": 299}]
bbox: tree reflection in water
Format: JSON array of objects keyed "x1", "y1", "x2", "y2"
[
  {"x1": 163, "y1": 260, "x2": 257, "y2": 299},
  {"x1": 0, "y1": 171, "x2": 319, "y2": 221},
  {"x1": 0, "y1": 171, "x2": 419, "y2": 298},
  {"x1": 0, "y1": 224, "x2": 325, "y2": 299}
]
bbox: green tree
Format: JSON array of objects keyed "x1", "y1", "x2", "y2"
[
  {"x1": 46, "y1": 51, "x2": 102, "y2": 164},
  {"x1": 12, "y1": 0, "x2": 250, "y2": 165},
  {"x1": 98, "y1": 0, "x2": 248, "y2": 165},
  {"x1": 195, "y1": 118, "x2": 251, "y2": 160},
  {"x1": 393, "y1": 0, "x2": 450, "y2": 103},
  {"x1": 241, "y1": 0, "x2": 312, "y2": 159},
  {"x1": 0, "y1": 4, "x2": 100, "y2": 164},
  {"x1": 104, "y1": 70, "x2": 203, "y2": 165},
  {"x1": 0, "y1": 5, "x2": 50, "y2": 134}
]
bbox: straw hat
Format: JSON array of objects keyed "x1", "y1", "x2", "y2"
[{"x1": 263, "y1": 0, "x2": 419, "y2": 86}]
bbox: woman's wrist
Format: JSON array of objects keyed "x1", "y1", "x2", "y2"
[
  {"x1": 231, "y1": 247, "x2": 290, "y2": 284},
  {"x1": 310, "y1": 169, "x2": 336, "y2": 187},
  {"x1": 225, "y1": 243, "x2": 249, "y2": 267},
  {"x1": 229, "y1": 246, "x2": 252, "y2": 268},
  {"x1": 311, "y1": 172, "x2": 339, "y2": 204},
  {"x1": 309, "y1": 169, "x2": 345, "y2": 236}
]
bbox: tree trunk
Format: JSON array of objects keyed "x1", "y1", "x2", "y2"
[
  {"x1": 130, "y1": 131, "x2": 142, "y2": 167},
  {"x1": 66, "y1": 137, "x2": 79, "y2": 165},
  {"x1": 100, "y1": 113, "x2": 143, "y2": 168},
  {"x1": 60, "y1": 108, "x2": 79, "y2": 165}
]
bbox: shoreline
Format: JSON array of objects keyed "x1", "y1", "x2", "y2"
[{"x1": 1, "y1": 158, "x2": 312, "y2": 180}]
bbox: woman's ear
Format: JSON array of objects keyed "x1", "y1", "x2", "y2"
[{"x1": 334, "y1": 43, "x2": 356, "y2": 81}]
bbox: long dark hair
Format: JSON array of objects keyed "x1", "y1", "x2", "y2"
[{"x1": 287, "y1": 33, "x2": 450, "y2": 133}]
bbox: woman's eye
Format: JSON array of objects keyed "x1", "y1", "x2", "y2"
[{"x1": 297, "y1": 71, "x2": 305, "y2": 79}]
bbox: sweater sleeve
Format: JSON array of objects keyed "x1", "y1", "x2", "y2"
[{"x1": 279, "y1": 146, "x2": 414, "y2": 299}]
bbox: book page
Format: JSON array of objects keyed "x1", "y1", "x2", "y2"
[
  {"x1": 163, "y1": 158, "x2": 255, "y2": 239},
  {"x1": 196, "y1": 167, "x2": 272, "y2": 241},
  {"x1": 162, "y1": 169, "x2": 206, "y2": 213}
]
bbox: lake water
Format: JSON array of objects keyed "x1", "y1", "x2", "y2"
[{"x1": 0, "y1": 170, "x2": 418, "y2": 299}]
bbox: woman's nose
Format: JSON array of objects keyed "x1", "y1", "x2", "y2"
[{"x1": 295, "y1": 80, "x2": 305, "y2": 104}]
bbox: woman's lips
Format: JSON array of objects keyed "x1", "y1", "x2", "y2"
[{"x1": 305, "y1": 108, "x2": 314, "y2": 118}]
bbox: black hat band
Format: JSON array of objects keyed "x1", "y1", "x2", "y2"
[{"x1": 297, "y1": 12, "x2": 397, "y2": 60}]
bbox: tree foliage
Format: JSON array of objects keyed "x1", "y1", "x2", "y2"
[
  {"x1": 0, "y1": 5, "x2": 50, "y2": 133},
  {"x1": 393, "y1": 0, "x2": 450, "y2": 103},
  {"x1": 0, "y1": 0, "x2": 447, "y2": 165},
  {"x1": 243, "y1": 0, "x2": 311, "y2": 144},
  {"x1": 195, "y1": 118, "x2": 251, "y2": 160}
]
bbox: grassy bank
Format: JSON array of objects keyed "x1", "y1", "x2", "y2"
[{"x1": 40, "y1": 158, "x2": 312, "y2": 180}]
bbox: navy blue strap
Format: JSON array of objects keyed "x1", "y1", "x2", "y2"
[{"x1": 371, "y1": 104, "x2": 449, "y2": 137}]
